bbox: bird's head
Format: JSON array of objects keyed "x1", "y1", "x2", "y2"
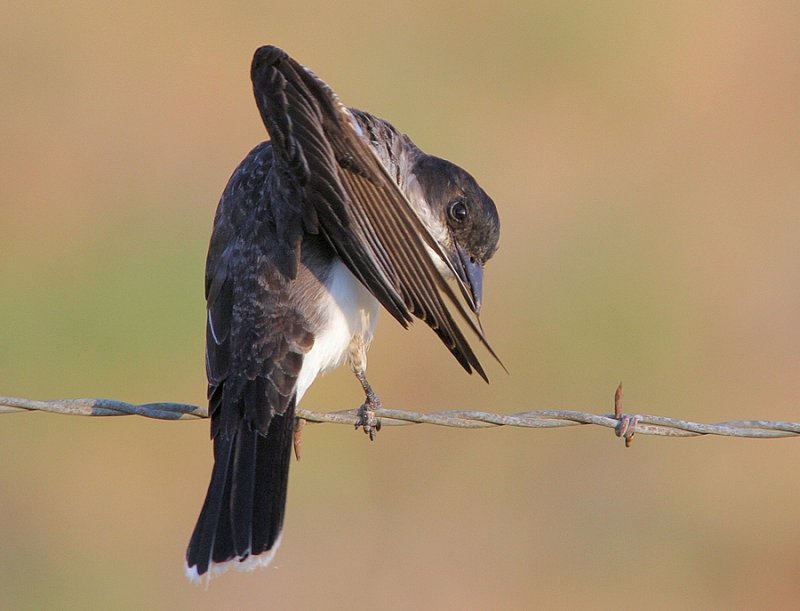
[{"x1": 409, "y1": 155, "x2": 500, "y2": 315}]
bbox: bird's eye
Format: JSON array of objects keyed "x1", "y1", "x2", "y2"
[{"x1": 449, "y1": 200, "x2": 468, "y2": 223}]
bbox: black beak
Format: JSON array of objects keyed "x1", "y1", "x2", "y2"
[{"x1": 456, "y1": 245, "x2": 483, "y2": 315}]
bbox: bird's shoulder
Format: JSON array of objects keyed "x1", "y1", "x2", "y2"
[{"x1": 206, "y1": 141, "x2": 296, "y2": 281}]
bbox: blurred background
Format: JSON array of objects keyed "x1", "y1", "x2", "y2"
[{"x1": 1, "y1": 2, "x2": 799, "y2": 609}]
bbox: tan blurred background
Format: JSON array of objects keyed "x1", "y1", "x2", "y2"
[{"x1": 2, "y1": 2, "x2": 799, "y2": 609}]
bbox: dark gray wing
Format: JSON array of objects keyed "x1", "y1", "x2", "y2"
[
  {"x1": 187, "y1": 144, "x2": 313, "y2": 573},
  {"x1": 249, "y1": 45, "x2": 496, "y2": 380},
  {"x1": 205, "y1": 142, "x2": 314, "y2": 440}
]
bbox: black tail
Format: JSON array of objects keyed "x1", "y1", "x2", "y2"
[{"x1": 185, "y1": 401, "x2": 295, "y2": 581}]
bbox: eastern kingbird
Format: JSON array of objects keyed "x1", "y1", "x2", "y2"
[{"x1": 185, "y1": 45, "x2": 501, "y2": 581}]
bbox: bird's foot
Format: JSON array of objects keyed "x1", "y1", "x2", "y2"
[
  {"x1": 354, "y1": 371, "x2": 382, "y2": 441},
  {"x1": 356, "y1": 399, "x2": 382, "y2": 441}
]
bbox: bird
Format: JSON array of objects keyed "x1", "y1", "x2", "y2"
[{"x1": 185, "y1": 45, "x2": 502, "y2": 581}]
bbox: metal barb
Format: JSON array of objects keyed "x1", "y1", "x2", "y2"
[{"x1": 613, "y1": 382, "x2": 637, "y2": 447}]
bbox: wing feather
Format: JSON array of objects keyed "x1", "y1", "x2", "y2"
[
  {"x1": 205, "y1": 143, "x2": 313, "y2": 438},
  {"x1": 250, "y1": 45, "x2": 498, "y2": 379}
]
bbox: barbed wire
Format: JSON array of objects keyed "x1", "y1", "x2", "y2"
[{"x1": 2, "y1": 386, "x2": 799, "y2": 447}]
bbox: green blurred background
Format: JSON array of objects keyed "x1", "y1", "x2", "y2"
[{"x1": 2, "y1": 2, "x2": 799, "y2": 609}]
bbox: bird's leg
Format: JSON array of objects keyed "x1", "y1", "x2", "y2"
[{"x1": 349, "y1": 335, "x2": 381, "y2": 440}]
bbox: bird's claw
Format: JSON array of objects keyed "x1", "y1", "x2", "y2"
[{"x1": 355, "y1": 398, "x2": 382, "y2": 441}]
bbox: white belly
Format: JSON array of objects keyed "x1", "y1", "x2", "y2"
[{"x1": 295, "y1": 260, "x2": 379, "y2": 402}]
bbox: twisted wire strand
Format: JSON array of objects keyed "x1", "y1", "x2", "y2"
[{"x1": 2, "y1": 395, "x2": 798, "y2": 440}]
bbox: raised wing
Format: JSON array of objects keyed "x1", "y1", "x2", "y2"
[{"x1": 249, "y1": 45, "x2": 498, "y2": 380}]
